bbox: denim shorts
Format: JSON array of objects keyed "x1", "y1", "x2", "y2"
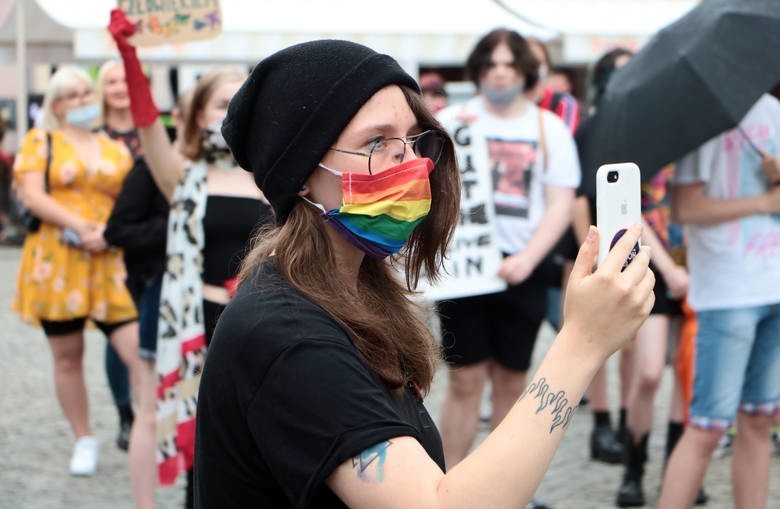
[{"x1": 689, "y1": 303, "x2": 780, "y2": 431}]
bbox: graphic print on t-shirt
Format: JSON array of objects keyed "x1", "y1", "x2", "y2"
[
  {"x1": 722, "y1": 128, "x2": 780, "y2": 263},
  {"x1": 488, "y1": 137, "x2": 539, "y2": 218}
]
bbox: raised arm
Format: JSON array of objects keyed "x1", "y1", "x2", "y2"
[
  {"x1": 108, "y1": 8, "x2": 184, "y2": 201},
  {"x1": 328, "y1": 225, "x2": 654, "y2": 508}
]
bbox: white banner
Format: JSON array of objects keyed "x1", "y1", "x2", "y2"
[{"x1": 418, "y1": 118, "x2": 507, "y2": 301}]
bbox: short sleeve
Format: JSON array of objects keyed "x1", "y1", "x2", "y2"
[
  {"x1": 675, "y1": 137, "x2": 718, "y2": 185},
  {"x1": 542, "y1": 111, "x2": 581, "y2": 189},
  {"x1": 13, "y1": 128, "x2": 48, "y2": 181},
  {"x1": 247, "y1": 341, "x2": 419, "y2": 508}
]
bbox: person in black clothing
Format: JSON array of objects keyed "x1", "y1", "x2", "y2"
[
  {"x1": 104, "y1": 157, "x2": 168, "y2": 360},
  {"x1": 194, "y1": 39, "x2": 656, "y2": 508},
  {"x1": 96, "y1": 59, "x2": 141, "y2": 453}
]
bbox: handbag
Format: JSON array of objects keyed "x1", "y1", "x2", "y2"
[{"x1": 19, "y1": 132, "x2": 52, "y2": 233}]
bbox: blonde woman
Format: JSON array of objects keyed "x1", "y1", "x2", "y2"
[{"x1": 12, "y1": 65, "x2": 141, "y2": 476}]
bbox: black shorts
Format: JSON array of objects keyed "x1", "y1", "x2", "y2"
[
  {"x1": 438, "y1": 266, "x2": 547, "y2": 372},
  {"x1": 40, "y1": 317, "x2": 135, "y2": 338},
  {"x1": 650, "y1": 262, "x2": 683, "y2": 316}
]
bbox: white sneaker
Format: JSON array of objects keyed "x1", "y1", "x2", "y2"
[{"x1": 69, "y1": 436, "x2": 99, "y2": 476}]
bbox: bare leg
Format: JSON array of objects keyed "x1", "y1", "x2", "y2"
[
  {"x1": 488, "y1": 361, "x2": 527, "y2": 430},
  {"x1": 627, "y1": 315, "x2": 669, "y2": 437},
  {"x1": 587, "y1": 365, "x2": 609, "y2": 411},
  {"x1": 128, "y1": 358, "x2": 157, "y2": 509},
  {"x1": 108, "y1": 321, "x2": 141, "y2": 400},
  {"x1": 619, "y1": 343, "x2": 634, "y2": 409},
  {"x1": 47, "y1": 331, "x2": 90, "y2": 438},
  {"x1": 732, "y1": 412, "x2": 772, "y2": 509},
  {"x1": 658, "y1": 427, "x2": 720, "y2": 509},
  {"x1": 439, "y1": 362, "x2": 489, "y2": 468},
  {"x1": 108, "y1": 322, "x2": 155, "y2": 508}
]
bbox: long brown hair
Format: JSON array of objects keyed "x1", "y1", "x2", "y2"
[
  {"x1": 180, "y1": 67, "x2": 246, "y2": 161},
  {"x1": 239, "y1": 86, "x2": 460, "y2": 393}
]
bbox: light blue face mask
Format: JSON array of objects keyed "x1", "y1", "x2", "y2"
[
  {"x1": 66, "y1": 103, "x2": 100, "y2": 129},
  {"x1": 480, "y1": 83, "x2": 525, "y2": 109}
]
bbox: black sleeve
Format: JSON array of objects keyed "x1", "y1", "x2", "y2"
[
  {"x1": 247, "y1": 340, "x2": 420, "y2": 508},
  {"x1": 104, "y1": 158, "x2": 168, "y2": 255},
  {"x1": 574, "y1": 118, "x2": 594, "y2": 198}
]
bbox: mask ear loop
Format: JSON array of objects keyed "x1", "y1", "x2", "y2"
[
  {"x1": 318, "y1": 163, "x2": 343, "y2": 177},
  {"x1": 300, "y1": 195, "x2": 328, "y2": 214}
]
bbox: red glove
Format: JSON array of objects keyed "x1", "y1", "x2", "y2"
[{"x1": 108, "y1": 8, "x2": 159, "y2": 127}]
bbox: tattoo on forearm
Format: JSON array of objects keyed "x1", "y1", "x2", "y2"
[
  {"x1": 351, "y1": 440, "x2": 392, "y2": 483},
  {"x1": 519, "y1": 377, "x2": 577, "y2": 433}
]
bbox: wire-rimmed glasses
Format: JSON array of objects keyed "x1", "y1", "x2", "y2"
[{"x1": 329, "y1": 129, "x2": 445, "y2": 174}]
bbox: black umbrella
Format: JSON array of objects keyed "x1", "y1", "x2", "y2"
[{"x1": 578, "y1": 0, "x2": 780, "y2": 197}]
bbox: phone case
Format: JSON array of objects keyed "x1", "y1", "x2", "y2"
[{"x1": 595, "y1": 162, "x2": 642, "y2": 267}]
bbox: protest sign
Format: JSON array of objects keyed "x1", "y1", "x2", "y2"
[
  {"x1": 416, "y1": 117, "x2": 507, "y2": 301},
  {"x1": 117, "y1": 0, "x2": 222, "y2": 47}
]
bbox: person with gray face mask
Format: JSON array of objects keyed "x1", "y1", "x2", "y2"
[{"x1": 436, "y1": 28, "x2": 581, "y2": 509}]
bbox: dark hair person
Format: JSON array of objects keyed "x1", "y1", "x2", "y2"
[{"x1": 194, "y1": 39, "x2": 655, "y2": 508}]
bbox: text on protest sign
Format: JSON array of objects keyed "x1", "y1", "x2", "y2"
[
  {"x1": 417, "y1": 118, "x2": 507, "y2": 301},
  {"x1": 117, "y1": 0, "x2": 222, "y2": 47}
]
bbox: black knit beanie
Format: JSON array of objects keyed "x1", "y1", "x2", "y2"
[{"x1": 222, "y1": 39, "x2": 420, "y2": 224}]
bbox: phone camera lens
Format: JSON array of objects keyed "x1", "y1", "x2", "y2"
[{"x1": 607, "y1": 170, "x2": 619, "y2": 183}]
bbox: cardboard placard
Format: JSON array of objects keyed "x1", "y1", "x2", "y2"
[{"x1": 117, "y1": 0, "x2": 222, "y2": 47}]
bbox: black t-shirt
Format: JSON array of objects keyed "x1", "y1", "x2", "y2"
[{"x1": 195, "y1": 260, "x2": 445, "y2": 508}]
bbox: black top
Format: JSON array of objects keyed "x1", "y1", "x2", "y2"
[
  {"x1": 202, "y1": 195, "x2": 272, "y2": 286},
  {"x1": 103, "y1": 126, "x2": 143, "y2": 161},
  {"x1": 104, "y1": 158, "x2": 169, "y2": 303},
  {"x1": 574, "y1": 118, "x2": 598, "y2": 225},
  {"x1": 195, "y1": 260, "x2": 445, "y2": 508}
]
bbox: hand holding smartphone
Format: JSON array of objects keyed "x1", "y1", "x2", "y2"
[
  {"x1": 61, "y1": 227, "x2": 83, "y2": 247},
  {"x1": 596, "y1": 163, "x2": 641, "y2": 269}
]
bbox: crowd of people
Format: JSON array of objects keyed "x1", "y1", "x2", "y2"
[{"x1": 3, "y1": 7, "x2": 779, "y2": 509}]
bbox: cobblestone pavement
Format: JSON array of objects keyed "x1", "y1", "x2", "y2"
[{"x1": 1, "y1": 246, "x2": 778, "y2": 509}]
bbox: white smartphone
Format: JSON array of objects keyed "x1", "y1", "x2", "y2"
[{"x1": 595, "y1": 162, "x2": 642, "y2": 268}]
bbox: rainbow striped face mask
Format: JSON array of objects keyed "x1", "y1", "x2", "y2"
[{"x1": 308, "y1": 157, "x2": 434, "y2": 259}]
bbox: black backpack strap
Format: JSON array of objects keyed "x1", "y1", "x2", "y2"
[{"x1": 44, "y1": 131, "x2": 52, "y2": 193}]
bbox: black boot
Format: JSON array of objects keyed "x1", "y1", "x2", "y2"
[
  {"x1": 591, "y1": 425, "x2": 624, "y2": 464},
  {"x1": 615, "y1": 432, "x2": 648, "y2": 507},
  {"x1": 590, "y1": 411, "x2": 623, "y2": 464},
  {"x1": 116, "y1": 404, "x2": 134, "y2": 451}
]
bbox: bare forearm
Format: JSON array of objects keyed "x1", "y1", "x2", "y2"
[
  {"x1": 137, "y1": 120, "x2": 184, "y2": 202},
  {"x1": 521, "y1": 199, "x2": 572, "y2": 267},
  {"x1": 672, "y1": 193, "x2": 764, "y2": 225},
  {"x1": 24, "y1": 192, "x2": 88, "y2": 231},
  {"x1": 436, "y1": 332, "x2": 598, "y2": 507},
  {"x1": 640, "y1": 218, "x2": 675, "y2": 274}
]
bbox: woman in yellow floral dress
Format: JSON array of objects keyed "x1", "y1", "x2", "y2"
[{"x1": 13, "y1": 65, "x2": 140, "y2": 477}]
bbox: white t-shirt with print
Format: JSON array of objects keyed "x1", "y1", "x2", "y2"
[
  {"x1": 439, "y1": 97, "x2": 580, "y2": 254},
  {"x1": 675, "y1": 94, "x2": 780, "y2": 311}
]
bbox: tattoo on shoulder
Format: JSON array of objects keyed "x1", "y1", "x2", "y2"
[
  {"x1": 351, "y1": 440, "x2": 392, "y2": 484},
  {"x1": 519, "y1": 377, "x2": 577, "y2": 433}
]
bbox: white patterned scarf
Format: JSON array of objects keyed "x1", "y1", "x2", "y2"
[{"x1": 155, "y1": 160, "x2": 208, "y2": 485}]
